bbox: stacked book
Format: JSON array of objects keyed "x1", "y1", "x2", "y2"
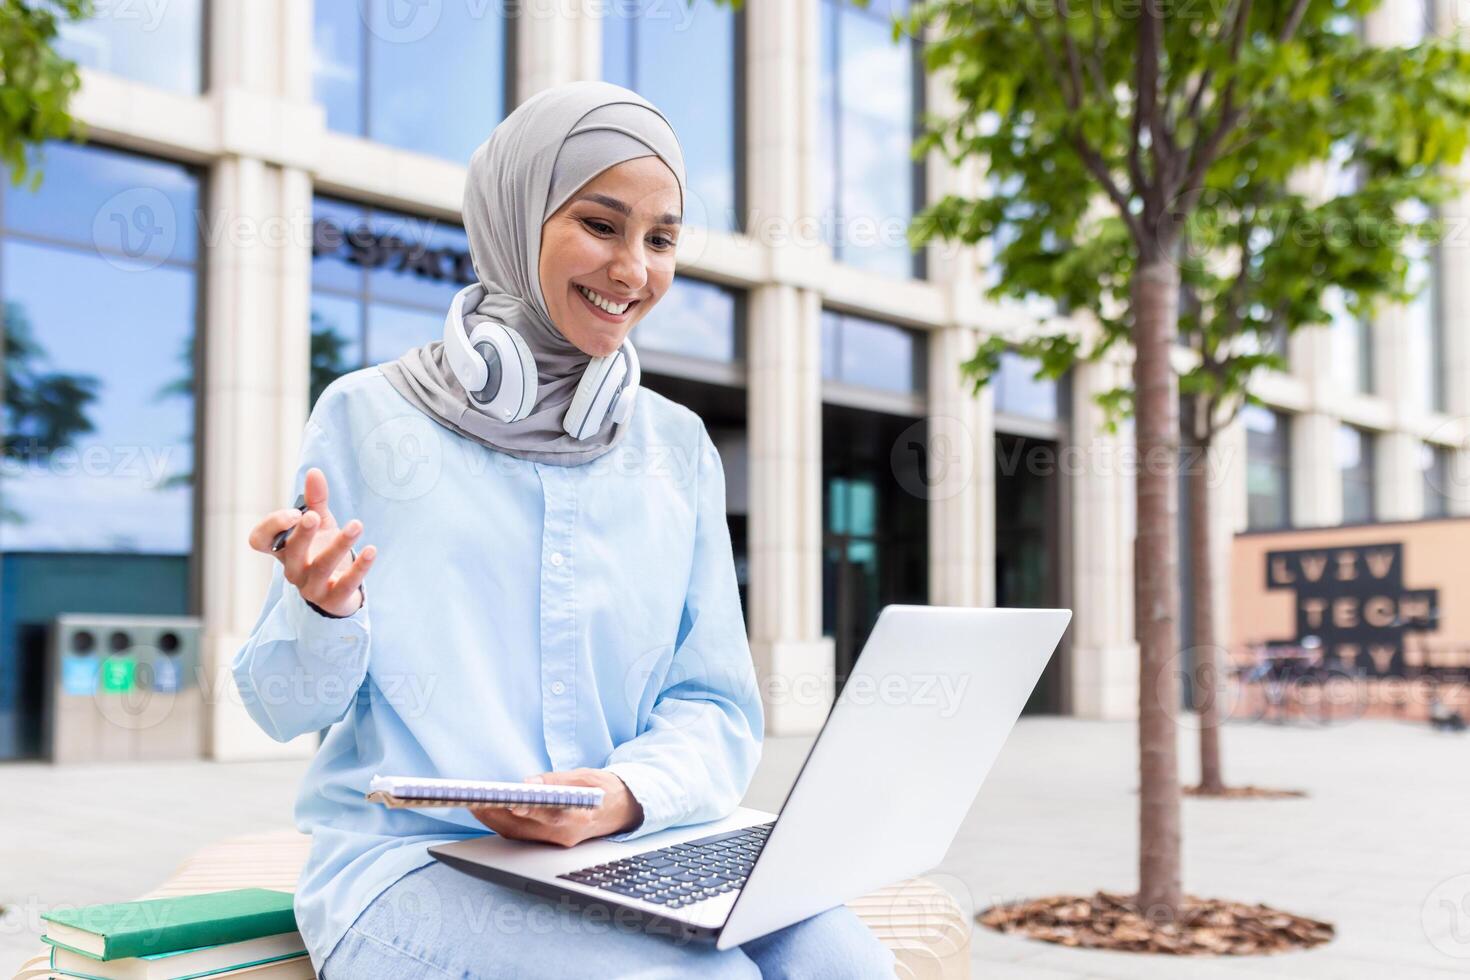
[{"x1": 37, "y1": 888, "x2": 311, "y2": 979}]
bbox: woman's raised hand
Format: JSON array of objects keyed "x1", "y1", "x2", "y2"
[{"x1": 248, "y1": 467, "x2": 376, "y2": 617}]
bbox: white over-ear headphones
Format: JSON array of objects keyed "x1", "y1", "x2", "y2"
[{"x1": 443, "y1": 282, "x2": 640, "y2": 438}]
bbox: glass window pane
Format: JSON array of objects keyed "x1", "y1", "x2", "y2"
[
  {"x1": 312, "y1": 198, "x2": 472, "y2": 308},
  {"x1": 832, "y1": 9, "x2": 917, "y2": 278},
  {"x1": 631, "y1": 277, "x2": 738, "y2": 362},
  {"x1": 1422, "y1": 444, "x2": 1451, "y2": 519},
  {"x1": 3, "y1": 142, "x2": 199, "y2": 264},
  {"x1": 311, "y1": 198, "x2": 371, "y2": 295},
  {"x1": 822, "y1": 0, "x2": 922, "y2": 278},
  {"x1": 826, "y1": 312, "x2": 921, "y2": 394},
  {"x1": 602, "y1": 1, "x2": 738, "y2": 233},
  {"x1": 313, "y1": 0, "x2": 365, "y2": 137},
  {"x1": 2, "y1": 240, "x2": 195, "y2": 552},
  {"x1": 366, "y1": 2, "x2": 508, "y2": 162},
  {"x1": 310, "y1": 293, "x2": 365, "y2": 409},
  {"x1": 366, "y1": 302, "x2": 443, "y2": 365},
  {"x1": 362, "y1": 215, "x2": 474, "y2": 309},
  {"x1": 1338, "y1": 425, "x2": 1375, "y2": 524},
  {"x1": 55, "y1": 0, "x2": 203, "y2": 94},
  {"x1": 1325, "y1": 287, "x2": 1371, "y2": 394},
  {"x1": 995, "y1": 351, "x2": 1058, "y2": 421},
  {"x1": 820, "y1": 309, "x2": 842, "y2": 382},
  {"x1": 601, "y1": 13, "x2": 635, "y2": 89},
  {"x1": 1244, "y1": 405, "x2": 1290, "y2": 530},
  {"x1": 1401, "y1": 202, "x2": 1442, "y2": 412}
]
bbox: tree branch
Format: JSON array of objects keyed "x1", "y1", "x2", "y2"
[
  {"x1": 1278, "y1": 0, "x2": 1311, "y2": 43},
  {"x1": 1053, "y1": 0, "x2": 1090, "y2": 110},
  {"x1": 1023, "y1": 5, "x2": 1079, "y2": 108}
]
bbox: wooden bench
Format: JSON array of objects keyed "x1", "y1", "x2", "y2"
[{"x1": 16, "y1": 830, "x2": 970, "y2": 978}]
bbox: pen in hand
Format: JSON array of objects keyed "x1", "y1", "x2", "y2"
[{"x1": 271, "y1": 493, "x2": 309, "y2": 552}]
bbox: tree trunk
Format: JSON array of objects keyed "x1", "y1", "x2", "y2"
[
  {"x1": 1132, "y1": 255, "x2": 1183, "y2": 915},
  {"x1": 1190, "y1": 425, "x2": 1226, "y2": 794}
]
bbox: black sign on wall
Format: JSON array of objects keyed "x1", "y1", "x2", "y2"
[
  {"x1": 312, "y1": 217, "x2": 476, "y2": 285},
  {"x1": 1264, "y1": 542, "x2": 1440, "y2": 676}
]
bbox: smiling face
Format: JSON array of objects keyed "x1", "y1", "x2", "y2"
[{"x1": 537, "y1": 156, "x2": 682, "y2": 358}]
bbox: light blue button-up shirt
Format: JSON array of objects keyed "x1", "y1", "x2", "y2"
[{"x1": 230, "y1": 366, "x2": 764, "y2": 974}]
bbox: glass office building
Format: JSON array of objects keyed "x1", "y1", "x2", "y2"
[{"x1": 1, "y1": 0, "x2": 1464, "y2": 759}]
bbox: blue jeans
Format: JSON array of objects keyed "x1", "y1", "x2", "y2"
[{"x1": 321, "y1": 860, "x2": 896, "y2": 978}]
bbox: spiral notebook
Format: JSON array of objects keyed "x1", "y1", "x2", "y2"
[{"x1": 366, "y1": 774, "x2": 605, "y2": 810}]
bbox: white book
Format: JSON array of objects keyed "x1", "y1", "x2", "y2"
[
  {"x1": 366, "y1": 773, "x2": 605, "y2": 810},
  {"x1": 47, "y1": 931, "x2": 307, "y2": 980}
]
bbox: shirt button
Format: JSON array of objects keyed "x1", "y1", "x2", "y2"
[
  {"x1": 550, "y1": 680, "x2": 566, "y2": 696},
  {"x1": 550, "y1": 551, "x2": 565, "y2": 566}
]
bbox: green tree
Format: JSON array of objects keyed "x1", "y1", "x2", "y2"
[
  {"x1": 3, "y1": 300, "x2": 100, "y2": 522},
  {"x1": 310, "y1": 311, "x2": 357, "y2": 409},
  {"x1": 0, "y1": 0, "x2": 92, "y2": 189},
  {"x1": 900, "y1": 0, "x2": 1470, "y2": 913}
]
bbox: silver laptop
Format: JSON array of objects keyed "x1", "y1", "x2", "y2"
[{"x1": 429, "y1": 604, "x2": 1070, "y2": 949}]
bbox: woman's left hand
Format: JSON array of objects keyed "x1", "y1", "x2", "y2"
[{"x1": 471, "y1": 769, "x2": 643, "y2": 847}]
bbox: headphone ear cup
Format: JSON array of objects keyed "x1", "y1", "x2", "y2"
[
  {"x1": 563, "y1": 351, "x2": 628, "y2": 440},
  {"x1": 466, "y1": 323, "x2": 538, "y2": 422}
]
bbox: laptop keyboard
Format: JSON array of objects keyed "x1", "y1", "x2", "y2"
[{"x1": 558, "y1": 822, "x2": 774, "y2": 909}]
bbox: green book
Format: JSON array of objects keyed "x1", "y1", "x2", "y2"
[{"x1": 41, "y1": 889, "x2": 296, "y2": 962}]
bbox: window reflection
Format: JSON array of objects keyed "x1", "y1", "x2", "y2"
[
  {"x1": 5, "y1": 141, "x2": 198, "y2": 266},
  {"x1": 631, "y1": 277, "x2": 740, "y2": 362},
  {"x1": 820, "y1": 310, "x2": 923, "y2": 394},
  {"x1": 602, "y1": 0, "x2": 740, "y2": 233},
  {"x1": 311, "y1": 197, "x2": 475, "y2": 408},
  {"x1": 2, "y1": 144, "x2": 199, "y2": 552},
  {"x1": 55, "y1": 0, "x2": 203, "y2": 94},
  {"x1": 1337, "y1": 424, "x2": 1376, "y2": 524},
  {"x1": 1421, "y1": 444, "x2": 1451, "y2": 519},
  {"x1": 994, "y1": 351, "x2": 1059, "y2": 421},
  {"x1": 1325, "y1": 287, "x2": 1372, "y2": 395},
  {"x1": 820, "y1": 0, "x2": 923, "y2": 279},
  {"x1": 312, "y1": 1, "x2": 509, "y2": 163},
  {"x1": 1244, "y1": 405, "x2": 1291, "y2": 530},
  {"x1": 1401, "y1": 200, "x2": 1443, "y2": 413}
]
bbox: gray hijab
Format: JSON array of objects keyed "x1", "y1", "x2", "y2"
[{"x1": 380, "y1": 80, "x2": 686, "y2": 465}]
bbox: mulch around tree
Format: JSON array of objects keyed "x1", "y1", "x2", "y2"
[
  {"x1": 1184, "y1": 784, "x2": 1308, "y2": 799},
  {"x1": 978, "y1": 892, "x2": 1335, "y2": 955}
]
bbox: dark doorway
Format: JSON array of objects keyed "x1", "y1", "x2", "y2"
[
  {"x1": 994, "y1": 433, "x2": 1064, "y2": 713},
  {"x1": 638, "y1": 373, "x2": 749, "y2": 614},
  {"x1": 821, "y1": 404, "x2": 929, "y2": 683}
]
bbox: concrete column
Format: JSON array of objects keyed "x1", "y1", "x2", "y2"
[
  {"x1": 1292, "y1": 412, "x2": 1341, "y2": 527},
  {"x1": 1438, "y1": 150, "x2": 1470, "y2": 518},
  {"x1": 926, "y1": 326, "x2": 995, "y2": 607},
  {"x1": 742, "y1": 0, "x2": 831, "y2": 734},
  {"x1": 1214, "y1": 413, "x2": 1248, "y2": 656},
  {"x1": 1067, "y1": 356, "x2": 1138, "y2": 719},
  {"x1": 922, "y1": 47, "x2": 995, "y2": 608},
  {"x1": 200, "y1": 0, "x2": 318, "y2": 760},
  {"x1": 1377, "y1": 431, "x2": 1424, "y2": 520},
  {"x1": 747, "y1": 285, "x2": 831, "y2": 734},
  {"x1": 517, "y1": 0, "x2": 601, "y2": 100}
]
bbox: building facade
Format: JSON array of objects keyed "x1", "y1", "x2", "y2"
[{"x1": 0, "y1": 0, "x2": 1465, "y2": 761}]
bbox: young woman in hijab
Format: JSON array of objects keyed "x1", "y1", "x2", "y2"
[{"x1": 233, "y1": 81, "x2": 896, "y2": 978}]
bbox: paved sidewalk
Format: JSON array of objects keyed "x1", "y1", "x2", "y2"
[{"x1": 3, "y1": 718, "x2": 1466, "y2": 977}]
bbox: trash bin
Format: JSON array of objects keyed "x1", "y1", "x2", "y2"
[{"x1": 45, "y1": 614, "x2": 204, "y2": 763}]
